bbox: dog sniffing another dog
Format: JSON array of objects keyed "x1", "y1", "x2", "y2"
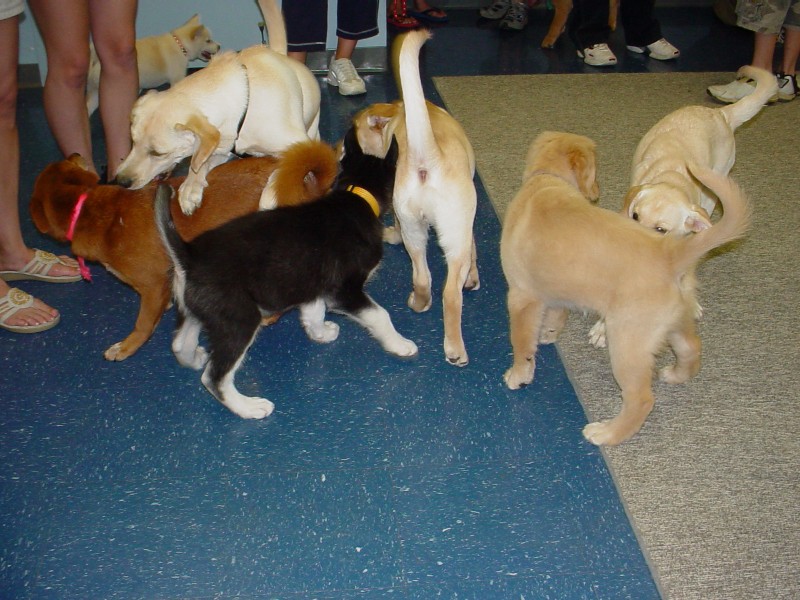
[
  {"x1": 353, "y1": 30, "x2": 480, "y2": 367},
  {"x1": 501, "y1": 131, "x2": 751, "y2": 446},
  {"x1": 30, "y1": 142, "x2": 337, "y2": 361},
  {"x1": 155, "y1": 129, "x2": 416, "y2": 419}
]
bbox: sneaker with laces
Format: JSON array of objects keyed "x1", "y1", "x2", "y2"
[
  {"x1": 479, "y1": 0, "x2": 510, "y2": 19},
  {"x1": 327, "y1": 57, "x2": 366, "y2": 96},
  {"x1": 578, "y1": 43, "x2": 617, "y2": 66},
  {"x1": 626, "y1": 38, "x2": 680, "y2": 61},
  {"x1": 776, "y1": 72, "x2": 797, "y2": 101},
  {"x1": 707, "y1": 76, "x2": 781, "y2": 104},
  {"x1": 498, "y1": 1, "x2": 528, "y2": 30}
]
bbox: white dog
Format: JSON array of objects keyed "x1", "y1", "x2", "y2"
[
  {"x1": 114, "y1": 0, "x2": 320, "y2": 215},
  {"x1": 623, "y1": 65, "x2": 775, "y2": 236},
  {"x1": 352, "y1": 30, "x2": 480, "y2": 367},
  {"x1": 86, "y1": 14, "x2": 220, "y2": 116}
]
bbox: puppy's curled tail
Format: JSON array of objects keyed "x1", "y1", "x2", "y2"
[
  {"x1": 721, "y1": 65, "x2": 777, "y2": 130},
  {"x1": 673, "y1": 165, "x2": 752, "y2": 274},
  {"x1": 154, "y1": 184, "x2": 191, "y2": 273},
  {"x1": 273, "y1": 140, "x2": 339, "y2": 207}
]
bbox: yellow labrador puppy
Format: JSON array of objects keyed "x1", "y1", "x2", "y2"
[
  {"x1": 352, "y1": 30, "x2": 479, "y2": 367},
  {"x1": 501, "y1": 131, "x2": 751, "y2": 446},
  {"x1": 623, "y1": 65, "x2": 774, "y2": 236},
  {"x1": 114, "y1": 0, "x2": 320, "y2": 215}
]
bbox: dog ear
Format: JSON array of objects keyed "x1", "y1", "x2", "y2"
[
  {"x1": 568, "y1": 147, "x2": 598, "y2": 201},
  {"x1": 622, "y1": 186, "x2": 645, "y2": 218},
  {"x1": 684, "y1": 209, "x2": 712, "y2": 232},
  {"x1": 176, "y1": 115, "x2": 220, "y2": 174}
]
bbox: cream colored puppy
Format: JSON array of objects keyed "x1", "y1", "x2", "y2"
[
  {"x1": 86, "y1": 14, "x2": 220, "y2": 116},
  {"x1": 501, "y1": 131, "x2": 751, "y2": 446},
  {"x1": 624, "y1": 65, "x2": 774, "y2": 236},
  {"x1": 114, "y1": 0, "x2": 320, "y2": 215},
  {"x1": 352, "y1": 31, "x2": 479, "y2": 367}
]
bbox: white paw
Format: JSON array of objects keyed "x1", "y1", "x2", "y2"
[
  {"x1": 582, "y1": 421, "x2": 615, "y2": 446},
  {"x1": 228, "y1": 396, "x2": 275, "y2": 420},
  {"x1": 306, "y1": 321, "x2": 340, "y2": 343},
  {"x1": 104, "y1": 342, "x2": 125, "y2": 361},
  {"x1": 407, "y1": 291, "x2": 432, "y2": 313},
  {"x1": 178, "y1": 181, "x2": 204, "y2": 215},
  {"x1": 503, "y1": 365, "x2": 533, "y2": 390},
  {"x1": 387, "y1": 336, "x2": 418, "y2": 358},
  {"x1": 588, "y1": 319, "x2": 607, "y2": 349}
]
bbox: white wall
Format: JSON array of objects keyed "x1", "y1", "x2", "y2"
[{"x1": 18, "y1": 0, "x2": 387, "y2": 82}]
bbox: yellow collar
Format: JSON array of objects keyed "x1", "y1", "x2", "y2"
[{"x1": 346, "y1": 185, "x2": 381, "y2": 218}]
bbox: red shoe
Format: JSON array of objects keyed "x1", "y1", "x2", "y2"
[{"x1": 388, "y1": 1, "x2": 420, "y2": 29}]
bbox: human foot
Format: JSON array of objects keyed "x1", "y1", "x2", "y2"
[{"x1": 0, "y1": 285, "x2": 60, "y2": 333}]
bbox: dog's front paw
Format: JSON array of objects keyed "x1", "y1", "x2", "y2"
[
  {"x1": 407, "y1": 290, "x2": 432, "y2": 313},
  {"x1": 582, "y1": 421, "x2": 619, "y2": 446},
  {"x1": 226, "y1": 395, "x2": 275, "y2": 420},
  {"x1": 305, "y1": 321, "x2": 340, "y2": 343},
  {"x1": 104, "y1": 341, "x2": 135, "y2": 361},
  {"x1": 444, "y1": 339, "x2": 468, "y2": 367},
  {"x1": 387, "y1": 336, "x2": 419, "y2": 358},
  {"x1": 588, "y1": 319, "x2": 607, "y2": 349},
  {"x1": 504, "y1": 363, "x2": 534, "y2": 390},
  {"x1": 178, "y1": 180, "x2": 206, "y2": 215}
]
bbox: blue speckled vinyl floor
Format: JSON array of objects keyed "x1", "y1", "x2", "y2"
[{"x1": 2, "y1": 7, "x2": 750, "y2": 598}]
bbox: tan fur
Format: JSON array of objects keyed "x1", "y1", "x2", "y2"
[
  {"x1": 86, "y1": 14, "x2": 221, "y2": 116},
  {"x1": 500, "y1": 131, "x2": 751, "y2": 445},
  {"x1": 353, "y1": 30, "x2": 480, "y2": 367},
  {"x1": 114, "y1": 0, "x2": 321, "y2": 216},
  {"x1": 624, "y1": 65, "x2": 775, "y2": 236},
  {"x1": 30, "y1": 141, "x2": 337, "y2": 361}
]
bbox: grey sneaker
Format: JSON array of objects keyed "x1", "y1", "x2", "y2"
[
  {"x1": 327, "y1": 57, "x2": 366, "y2": 96},
  {"x1": 479, "y1": 0, "x2": 510, "y2": 19},
  {"x1": 498, "y1": 1, "x2": 528, "y2": 30},
  {"x1": 776, "y1": 72, "x2": 797, "y2": 101}
]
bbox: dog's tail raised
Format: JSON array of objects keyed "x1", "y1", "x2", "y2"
[
  {"x1": 272, "y1": 140, "x2": 339, "y2": 207},
  {"x1": 257, "y1": 0, "x2": 287, "y2": 54},
  {"x1": 154, "y1": 184, "x2": 191, "y2": 274},
  {"x1": 397, "y1": 29, "x2": 440, "y2": 167},
  {"x1": 672, "y1": 165, "x2": 752, "y2": 274},
  {"x1": 720, "y1": 65, "x2": 777, "y2": 130}
]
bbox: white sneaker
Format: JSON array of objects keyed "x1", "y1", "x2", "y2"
[
  {"x1": 327, "y1": 57, "x2": 366, "y2": 96},
  {"x1": 498, "y1": 1, "x2": 528, "y2": 30},
  {"x1": 578, "y1": 43, "x2": 617, "y2": 67},
  {"x1": 776, "y1": 72, "x2": 797, "y2": 101},
  {"x1": 707, "y1": 76, "x2": 780, "y2": 104},
  {"x1": 626, "y1": 38, "x2": 680, "y2": 61},
  {"x1": 480, "y1": 0, "x2": 510, "y2": 19}
]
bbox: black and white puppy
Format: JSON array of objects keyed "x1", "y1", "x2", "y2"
[{"x1": 155, "y1": 129, "x2": 416, "y2": 419}]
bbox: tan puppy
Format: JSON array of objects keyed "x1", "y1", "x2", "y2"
[
  {"x1": 30, "y1": 142, "x2": 337, "y2": 361},
  {"x1": 501, "y1": 131, "x2": 751, "y2": 445},
  {"x1": 114, "y1": 0, "x2": 321, "y2": 215},
  {"x1": 623, "y1": 65, "x2": 775, "y2": 236},
  {"x1": 352, "y1": 30, "x2": 479, "y2": 366},
  {"x1": 86, "y1": 14, "x2": 220, "y2": 116}
]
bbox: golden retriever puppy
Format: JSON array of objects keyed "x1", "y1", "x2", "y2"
[
  {"x1": 352, "y1": 30, "x2": 480, "y2": 367},
  {"x1": 501, "y1": 131, "x2": 751, "y2": 445},
  {"x1": 114, "y1": 0, "x2": 320, "y2": 215},
  {"x1": 623, "y1": 65, "x2": 774, "y2": 236}
]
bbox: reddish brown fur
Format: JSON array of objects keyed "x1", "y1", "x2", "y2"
[{"x1": 29, "y1": 141, "x2": 337, "y2": 361}]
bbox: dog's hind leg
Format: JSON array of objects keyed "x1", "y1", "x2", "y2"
[
  {"x1": 583, "y1": 324, "x2": 659, "y2": 445},
  {"x1": 660, "y1": 318, "x2": 701, "y2": 384},
  {"x1": 201, "y1": 310, "x2": 274, "y2": 419},
  {"x1": 398, "y1": 216, "x2": 433, "y2": 313},
  {"x1": 172, "y1": 313, "x2": 208, "y2": 370},
  {"x1": 335, "y1": 289, "x2": 418, "y2": 357},
  {"x1": 299, "y1": 298, "x2": 340, "y2": 343},
  {"x1": 465, "y1": 236, "x2": 480, "y2": 291},
  {"x1": 442, "y1": 251, "x2": 472, "y2": 366},
  {"x1": 504, "y1": 288, "x2": 546, "y2": 389}
]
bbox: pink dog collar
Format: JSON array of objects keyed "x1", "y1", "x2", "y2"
[{"x1": 66, "y1": 192, "x2": 92, "y2": 282}]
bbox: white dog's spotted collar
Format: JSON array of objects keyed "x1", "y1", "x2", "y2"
[
  {"x1": 346, "y1": 185, "x2": 380, "y2": 218},
  {"x1": 171, "y1": 34, "x2": 188, "y2": 57}
]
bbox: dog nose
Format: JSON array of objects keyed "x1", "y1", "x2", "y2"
[{"x1": 112, "y1": 174, "x2": 132, "y2": 188}]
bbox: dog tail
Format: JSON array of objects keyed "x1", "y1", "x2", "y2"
[
  {"x1": 720, "y1": 65, "x2": 777, "y2": 130},
  {"x1": 397, "y1": 29, "x2": 440, "y2": 166},
  {"x1": 673, "y1": 165, "x2": 751, "y2": 274},
  {"x1": 272, "y1": 140, "x2": 339, "y2": 207},
  {"x1": 257, "y1": 0, "x2": 287, "y2": 55},
  {"x1": 154, "y1": 184, "x2": 191, "y2": 273}
]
